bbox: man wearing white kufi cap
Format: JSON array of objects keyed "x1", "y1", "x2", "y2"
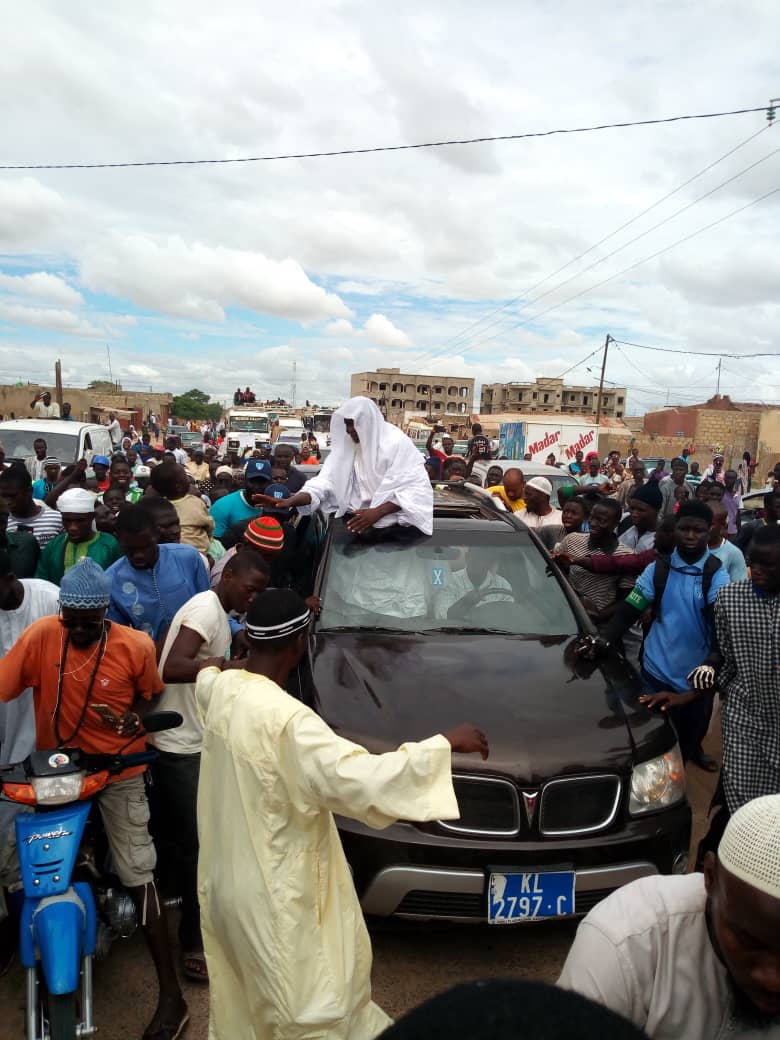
[
  {"x1": 35, "y1": 487, "x2": 122, "y2": 585},
  {"x1": 558, "y1": 794, "x2": 780, "y2": 1036}
]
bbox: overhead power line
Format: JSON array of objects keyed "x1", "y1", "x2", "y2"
[
  {"x1": 0, "y1": 105, "x2": 772, "y2": 171},
  {"x1": 407, "y1": 135, "x2": 779, "y2": 370},
  {"x1": 412, "y1": 122, "x2": 771, "y2": 363},
  {"x1": 613, "y1": 338, "x2": 780, "y2": 358},
  {"x1": 467, "y1": 183, "x2": 780, "y2": 350}
]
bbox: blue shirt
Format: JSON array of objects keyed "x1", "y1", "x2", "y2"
[
  {"x1": 710, "y1": 539, "x2": 748, "y2": 583},
  {"x1": 209, "y1": 490, "x2": 263, "y2": 539},
  {"x1": 106, "y1": 542, "x2": 209, "y2": 640},
  {"x1": 634, "y1": 548, "x2": 730, "y2": 691}
]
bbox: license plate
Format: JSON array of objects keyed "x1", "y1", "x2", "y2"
[{"x1": 487, "y1": 871, "x2": 575, "y2": 924}]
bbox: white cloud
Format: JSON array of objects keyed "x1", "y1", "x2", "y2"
[
  {"x1": 126, "y1": 363, "x2": 161, "y2": 380},
  {"x1": 0, "y1": 178, "x2": 64, "y2": 245},
  {"x1": 0, "y1": 302, "x2": 104, "y2": 337},
  {"x1": 325, "y1": 318, "x2": 355, "y2": 336},
  {"x1": 0, "y1": 271, "x2": 83, "y2": 307},
  {"x1": 363, "y1": 313, "x2": 412, "y2": 348},
  {"x1": 79, "y1": 235, "x2": 354, "y2": 323}
]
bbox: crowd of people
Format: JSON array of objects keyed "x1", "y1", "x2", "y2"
[{"x1": 0, "y1": 395, "x2": 777, "y2": 1039}]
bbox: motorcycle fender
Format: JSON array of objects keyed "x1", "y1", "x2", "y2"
[{"x1": 32, "y1": 890, "x2": 86, "y2": 995}]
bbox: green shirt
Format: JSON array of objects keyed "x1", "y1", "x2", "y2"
[{"x1": 35, "y1": 531, "x2": 123, "y2": 586}]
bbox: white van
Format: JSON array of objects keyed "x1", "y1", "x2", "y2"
[{"x1": 0, "y1": 420, "x2": 114, "y2": 466}]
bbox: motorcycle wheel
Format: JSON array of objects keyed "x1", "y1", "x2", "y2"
[{"x1": 47, "y1": 992, "x2": 77, "y2": 1040}]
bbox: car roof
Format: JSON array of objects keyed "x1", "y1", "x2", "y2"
[
  {"x1": 471, "y1": 459, "x2": 571, "y2": 478},
  {"x1": 431, "y1": 483, "x2": 525, "y2": 528},
  {"x1": 0, "y1": 419, "x2": 96, "y2": 432}
]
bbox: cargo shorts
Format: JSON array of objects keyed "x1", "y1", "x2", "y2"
[{"x1": 97, "y1": 774, "x2": 156, "y2": 888}]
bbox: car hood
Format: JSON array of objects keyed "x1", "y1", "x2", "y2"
[{"x1": 308, "y1": 631, "x2": 673, "y2": 782}]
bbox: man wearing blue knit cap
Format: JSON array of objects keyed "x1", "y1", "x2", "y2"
[{"x1": 0, "y1": 557, "x2": 188, "y2": 1040}]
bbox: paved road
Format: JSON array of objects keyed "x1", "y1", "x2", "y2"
[{"x1": 0, "y1": 744, "x2": 718, "y2": 1038}]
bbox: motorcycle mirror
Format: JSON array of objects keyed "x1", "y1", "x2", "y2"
[{"x1": 142, "y1": 711, "x2": 183, "y2": 733}]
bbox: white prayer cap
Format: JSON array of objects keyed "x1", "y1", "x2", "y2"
[
  {"x1": 57, "y1": 488, "x2": 97, "y2": 514},
  {"x1": 525, "y1": 476, "x2": 553, "y2": 498},
  {"x1": 719, "y1": 795, "x2": 780, "y2": 899}
]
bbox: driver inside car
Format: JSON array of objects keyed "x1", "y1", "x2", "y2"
[{"x1": 430, "y1": 546, "x2": 514, "y2": 620}]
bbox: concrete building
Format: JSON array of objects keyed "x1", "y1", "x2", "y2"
[
  {"x1": 480, "y1": 377, "x2": 628, "y2": 419},
  {"x1": 643, "y1": 395, "x2": 780, "y2": 474},
  {"x1": 350, "y1": 368, "x2": 474, "y2": 423}
]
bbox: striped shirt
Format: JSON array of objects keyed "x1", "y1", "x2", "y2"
[
  {"x1": 560, "y1": 533, "x2": 635, "y2": 613},
  {"x1": 7, "y1": 504, "x2": 64, "y2": 548}
]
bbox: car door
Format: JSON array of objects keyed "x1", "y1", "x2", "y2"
[{"x1": 86, "y1": 426, "x2": 113, "y2": 459}]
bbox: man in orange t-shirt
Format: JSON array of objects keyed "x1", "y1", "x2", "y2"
[
  {"x1": 299, "y1": 444, "x2": 319, "y2": 465},
  {"x1": 0, "y1": 558, "x2": 187, "y2": 1040}
]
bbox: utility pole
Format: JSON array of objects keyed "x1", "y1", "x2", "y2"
[
  {"x1": 54, "y1": 359, "x2": 63, "y2": 407},
  {"x1": 594, "y1": 334, "x2": 611, "y2": 425},
  {"x1": 716, "y1": 358, "x2": 722, "y2": 395},
  {"x1": 291, "y1": 360, "x2": 297, "y2": 407}
]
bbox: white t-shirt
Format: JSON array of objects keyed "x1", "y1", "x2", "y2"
[
  {"x1": 107, "y1": 419, "x2": 122, "y2": 446},
  {"x1": 154, "y1": 590, "x2": 231, "y2": 754},
  {"x1": 558, "y1": 874, "x2": 750, "y2": 1040},
  {"x1": 0, "y1": 579, "x2": 61, "y2": 839},
  {"x1": 517, "y1": 507, "x2": 563, "y2": 530}
]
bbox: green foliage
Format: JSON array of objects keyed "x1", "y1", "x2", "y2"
[
  {"x1": 87, "y1": 380, "x2": 118, "y2": 393},
  {"x1": 172, "y1": 389, "x2": 223, "y2": 421}
]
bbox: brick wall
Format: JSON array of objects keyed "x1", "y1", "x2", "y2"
[{"x1": 692, "y1": 409, "x2": 760, "y2": 468}]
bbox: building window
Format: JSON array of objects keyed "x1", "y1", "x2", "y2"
[
  {"x1": 392, "y1": 383, "x2": 403, "y2": 393},
  {"x1": 543, "y1": 393, "x2": 549, "y2": 403},
  {"x1": 617, "y1": 396, "x2": 624, "y2": 404},
  {"x1": 417, "y1": 384, "x2": 429, "y2": 395},
  {"x1": 583, "y1": 395, "x2": 589, "y2": 405},
  {"x1": 617, "y1": 411, "x2": 623, "y2": 418},
  {"x1": 569, "y1": 394, "x2": 576, "y2": 402},
  {"x1": 459, "y1": 386, "x2": 469, "y2": 397},
  {"x1": 379, "y1": 382, "x2": 388, "y2": 391},
  {"x1": 448, "y1": 387, "x2": 458, "y2": 396},
  {"x1": 433, "y1": 385, "x2": 444, "y2": 394},
  {"x1": 391, "y1": 399, "x2": 403, "y2": 409},
  {"x1": 532, "y1": 392, "x2": 538, "y2": 400},
  {"x1": 433, "y1": 400, "x2": 443, "y2": 411}
]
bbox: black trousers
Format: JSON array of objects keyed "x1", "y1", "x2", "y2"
[{"x1": 152, "y1": 750, "x2": 202, "y2": 951}]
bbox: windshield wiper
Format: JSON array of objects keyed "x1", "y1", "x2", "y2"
[{"x1": 319, "y1": 625, "x2": 412, "y2": 634}]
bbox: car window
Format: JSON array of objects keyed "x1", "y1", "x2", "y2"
[
  {"x1": 0, "y1": 428, "x2": 80, "y2": 461},
  {"x1": 318, "y1": 527, "x2": 579, "y2": 636}
]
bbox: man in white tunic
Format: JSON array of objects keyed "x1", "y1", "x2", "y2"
[
  {"x1": 558, "y1": 794, "x2": 780, "y2": 1038},
  {"x1": 195, "y1": 589, "x2": 487, "y2": 1040},
  {"x1": 256, "y1": 396, "x2": 433, "y2": 537}
]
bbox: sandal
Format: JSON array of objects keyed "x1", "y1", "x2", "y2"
[{"x1": 182, "y1": 950, "x2": 209, "y2": 984}]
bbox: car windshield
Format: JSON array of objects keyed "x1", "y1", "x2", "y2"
[
  {"x1": 1, "y1": 428, "x2": 80, "y2": 461},
  {"x1": 229, "y1": 418, "x2": 269, "y2": 433},
  {"x1": 319, "y1": 526, "x2": 579, "y2": 636}
]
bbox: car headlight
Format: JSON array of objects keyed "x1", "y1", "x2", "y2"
[
  {"x1": 31, "y1": 772, "x2": 86, "y2": 806},
  {"x1": 629, "y1": 746, "x2": 685, "y2": 815}
]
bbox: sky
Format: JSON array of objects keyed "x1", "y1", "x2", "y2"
[{"x1": 0, "y1": 0, "x2": 778, "y2": 414}]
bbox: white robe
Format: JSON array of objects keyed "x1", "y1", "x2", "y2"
[
  {"x1": 195, "y1": 668, "x2": 458, "y2": 1040},
  {"x1": 298, "y1": 396, "x2": 433, "y2": 536}
]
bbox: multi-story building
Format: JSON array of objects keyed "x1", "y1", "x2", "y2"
[
  {"x1": 480, "y1": 377, "x2": 627, "y2": 419},
  {"x1": 350, "y1": 368, "x2": 474, "y2": 423}
]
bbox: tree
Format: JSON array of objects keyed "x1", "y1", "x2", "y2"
[
  {"x1": 171, "y1": 388, "x2": 223, "y2": 421},
  {"x1": 88, "y1": 380, "x2": 119, "y2": 393}
]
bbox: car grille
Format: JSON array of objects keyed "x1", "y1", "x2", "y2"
[
  {"x1": 439, "y1": 776, "x2": 520, "y2": 837},
  {"x1": 394, "y1": 887, "x2": 614, "y2": 919},
  {"x1": 539, "y1": 775, "x2": 621, "y2": 836}
]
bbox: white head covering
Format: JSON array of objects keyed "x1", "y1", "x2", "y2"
[
  {"x1": 719, "y1": 794, "x2": 780, "y2": 899},
  {"x1": 56, "y1": 488, "x2": 98, "y2": 514},
  {"x1": 310, "y1": 396, "x2": 433, "y2": 535},
  {"x1": 525, "y1": 476, "x2": 553, "y2": 498}
]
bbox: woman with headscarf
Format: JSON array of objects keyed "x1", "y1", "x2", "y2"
[{"x1": 255, "y1": 397, "x2": 433, "y2": 536}]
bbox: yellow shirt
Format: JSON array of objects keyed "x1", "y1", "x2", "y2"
[
  {"x1": 196, "y1": 669, "x2": 459, "y2": 1040},
  {"x1": 170, "y1": 494, "x2": 215, "y2": 554},
  {"x1": 486, "y1": 485, "x2": 526, "y2": 512}
]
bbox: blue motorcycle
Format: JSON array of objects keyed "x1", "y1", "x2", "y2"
[{"x1": 0, "y1": 711, "x2": 181, "y2": 1040}]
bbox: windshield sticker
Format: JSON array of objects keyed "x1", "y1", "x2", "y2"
[{"x1": 431, "y1": 567, "x2": 446, "y2": 587}]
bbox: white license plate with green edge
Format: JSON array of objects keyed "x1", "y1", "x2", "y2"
[{"x1": 487, "y1": 871, "x2": 575, "y2": 924}]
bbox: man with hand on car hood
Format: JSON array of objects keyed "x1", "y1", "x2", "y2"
[
  {"x1": 254, "y1": 396, "x2": 433, "y2": 536},
  {"x1": 195, "y1": 588, "x2": 487, "y2": 1040}
]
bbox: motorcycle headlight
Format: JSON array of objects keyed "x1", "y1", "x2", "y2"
[
  {"x1": 31, "y1": 771, "x2": 86, "y2": 806},
  {"x1": 629, "y1": 746, "x2": 685, "y2": 815}
]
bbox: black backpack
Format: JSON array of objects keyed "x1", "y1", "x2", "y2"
[{"x1": 650, "y1": 554, "x2": 722, "y2": 626}]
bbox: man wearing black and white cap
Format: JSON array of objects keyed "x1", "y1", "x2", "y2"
[
  {"x1": 196, "y1": 588, "x2": 488, "y2": 1040},
  {"x1": 559, "y1": 793, "x2": 780, "y2": 1037},
  {"x1": 517, "y1": 476, "x2": 563, "y2": 531}
]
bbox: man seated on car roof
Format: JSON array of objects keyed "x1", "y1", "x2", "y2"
[
  {"x1": 558, "y1": 794, "x2": 780, "y2": 1039},
  {"x1": 255, "y1": 396, "x2": 433, "y2": 538}
]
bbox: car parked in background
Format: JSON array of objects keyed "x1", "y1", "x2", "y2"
[
  {"x1": 301, "y1": 486, "x2": 691, "y2": 925},
  {"x1": 470, "y1": 459, "x2": 577, "y2": 500},
  {"x1": 0, "y1": 420, "x2": 113, "y2": 467}
]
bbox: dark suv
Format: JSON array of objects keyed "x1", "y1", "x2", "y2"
[{"x1": 302, "y1": 486, "x2": 691, "y2": 924}]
